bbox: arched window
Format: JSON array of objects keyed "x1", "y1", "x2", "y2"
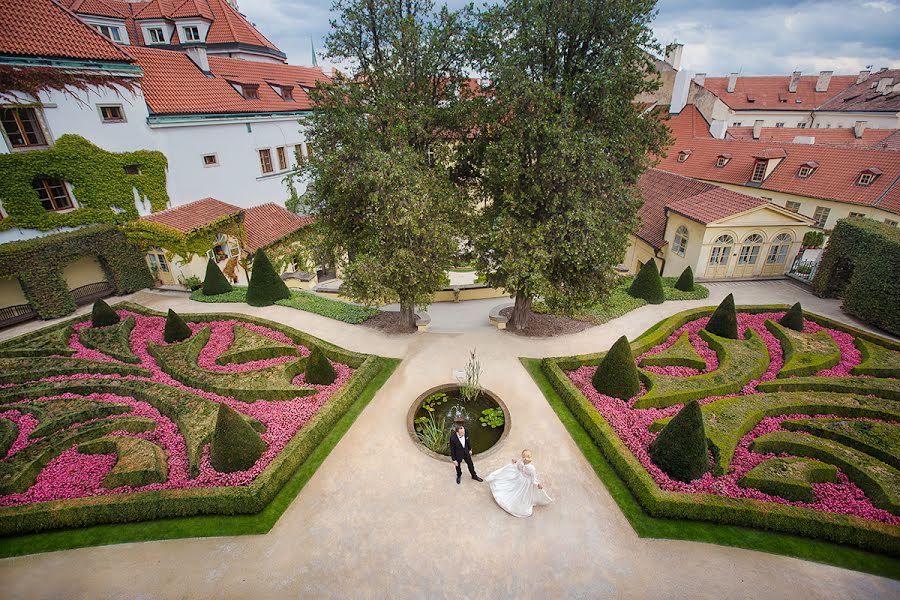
[
  {"x1": 738, "y1": 234, "x2": 764, "y2": 265},
  {"x1": 766, "y1": 233, "x2": 792, "y2": 264},
  {"x1": 709, "y1": 234, "x2": 734, "y2": 266},
  {"x1": 673, "y1": 226, "x2": 689, "y2": 257}
]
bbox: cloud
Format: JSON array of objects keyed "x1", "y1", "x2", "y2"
[{"x1": 238, "y1": 0, "x2": 900, "y2": 76}]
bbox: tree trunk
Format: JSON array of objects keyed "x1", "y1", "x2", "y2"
[
  {"x1": 509, "y1": 292, "x2": 532, "y2": 331},
  {"x1": 399, "y1": 302, "x2": 417, "y2": 329}
]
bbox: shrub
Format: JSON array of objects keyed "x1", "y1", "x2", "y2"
[
  {"x1": 163, "y1": 309, "x2": 192, "y2": 343},
  {"x1": 802, "y1": 230, "x2": 825, "y2": 249},
  {"x1": 705, "y1": 293, "x2": 738, "y2": 339},
  {"x1": 628, "y1": 260, "x2": 665, "y2": 304},
  {"x1": 305, "y1": 345, "x2": 337, "y2": 385},
  {"x1": 674, "y1": 266, "x2": 694, "y2": 292},
  {"x1": 649, "y1": 400, "x2": 709, "y2": 482},
  {"x1": 209, "y1": 403, "x2": 268, "y2": 474},
  {"x1": 91, "y1": 299, "x2": 119, "y2": 327},
  {"x1": 591, "y1": 336, "x2": 640, "y2": 399},
  {"x1": 246, "y1": 251, "x2": 291, "y2": 307},
  {"x1": 202, "y1": 259, "x2": 233, "y2": 296},
  {"x1": 779, "y1": 302, "x2": 804, "y2": 331}
]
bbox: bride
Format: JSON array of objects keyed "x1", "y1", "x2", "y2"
[{"x1": 485, "y1": 449, "x2": 553, "y2": 517}]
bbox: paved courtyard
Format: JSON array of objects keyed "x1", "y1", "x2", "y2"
[{"x1": 0, "y1": 281, "x2": 897, "y2": 599}]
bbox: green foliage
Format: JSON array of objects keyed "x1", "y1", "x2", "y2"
[
  {"x1": 91, "y1": 299, "x2": 119, "y2": 327},
  {"x1": 182, "y1": 275, "x2": 202, "y2": 290},
  {"x1": 0, "y1": 325, "x2": 74, "y2": 358},
  {"x1": 202, "y1": 259, "x2": 233, "y2": 296},
  {"x1": 420, "y1": 392, "x2": 450, "y2": 414},
  {"x1": 0, "y1": 418, "x2": 18, "y2": 459},
  {"x1": 779, "y1": 302, "x2": 804, "y2": 331},
  {"x1": 812, "y1": 218, "x2": 900, "y2": 335},
  {"x1": 246, "y1": 251, "x2": 291, "y2": 307},
  {"x1": 121, "y1": 214, "x2": 244, "y2": 263},
  {"x1": 0, "y1": 135, "x2": 168, "y2": 232},
  {"x1": 592, "y1": 336, "x2": 640, "y2": 400},
  {"x1": 461, "y1": 349, "x2": 481, "y2": 403},
  {"x1": 79, "y1": 315, "x2": 140, "y2": 363},
  {"x1": 414, "y1": 413, "x2": 450, "y2": 455},
  {"x1": 782, "y1": 419, "x2": 900, "y2": 470},
  {"x1": 574, "y1": 276, "x2": 709, "y2": 324},
  {"x1": 765, "y1": 319, "x2": 841, "y2": 378},
  {"x1": 0, "y1": 355, "x2": 148, "y2": 385},
  {"x1": 78, "y1": 436, "x2": 168, "y2": 489},
  {"x1": 0, "y1": 224, "x2": 153, "y2": 319},
  {"x1": 17, "y1": 397, "x2": 132, "y2": 440},
  {"x1": 163, "y1": 309, "x2": 192, "y2": 343},
  {"x1": 629, "y1": 260, "x2": 665, "y2": 304},
  {"x1": 674, "y1": 266, "x2": 694, "y2": 292},
  {"x1": 852, "y1": 338, "x2": 900, "y2": 378},
  {"x1": 640, "y1": 331, "x2": 706, "y2": 370},
  {"x1": 209, "y1": 403, "x2": 267, "y2": 474},
  {"x1": 750, "y1": 431, "x2": 900, "y2": 515},
  {"x1": 739, "y1": 458, "x2": 838, "y2": 503},
  {"x1": 191, "y1": 286, "x2": 379, "y2": 324},
  {"x1": 479, "y1": 407, "x2": 505, "y2": 429},
  {"x1": 802, "y1": 230, "x2": 826, "y2": 248},
  {"x1": 756, "y1": 375, "x2": 900, "y2": 401},
  {"x1": 649, "y1": 401, "x2": 709, "y2": 482},
  {"x1": 215, "y1": 325, "x2": 298, "y2": 366},
  {"x1": 304, "y1": 345, "x2": 336, "y2": 385},
  {"x1": 705, "y1": 293, "x2": 738, "y2": 339}
]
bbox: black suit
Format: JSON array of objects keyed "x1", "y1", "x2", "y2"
[{"x1": 449, "y1": 432, "x2": 478, "y2": 479}]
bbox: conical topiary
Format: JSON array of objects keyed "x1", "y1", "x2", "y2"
[
  {"x1": 304, "y1": 345, "x2": 336, "y2": 385},
  {"x1": 649, "y1": 400, "x2": 709, "y2": 482},
  {"x1": 705, "y1": 293, "x2": 738, "y2": 339},
  {"x1": 779, "y1": 302, "x2": 804, "y2": 332},
  {"x1": 202, "y1": 259, "x2": 232, "y2": 296},
  {"x1": 592, "y1": 335, "x2": 641, "y2": 399},
  {"x1": 674, "y1": 266, "x2": 694, "y2": 292},
  {"x1": 91, "y1": 299, "x2": 120, "y2": 327},
  {"x1": 246, "y1": 250, "x2": 291, "y2": 307},
  {"x1": 209, "y1": 403, "x2": 267, "y2": 473},
  {"x1": 628, "y1": 260, "x2": 665, "y2": 304},
  {"x1": 163, "y1": 308, "x2": 192, "y2": 343}
]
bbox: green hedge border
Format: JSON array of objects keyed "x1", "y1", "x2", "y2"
[
  {"x1": 533, "y1": 304, "x2": 900, "y2": 558},
  {"x1": 522, "y1": 357, "x2": 900, "y2": 578},
  {"x1": 0, "y1": 302, "x2": 394, "y2": 542}
]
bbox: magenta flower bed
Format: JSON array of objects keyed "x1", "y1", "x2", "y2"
[
  {"x1": 0, "y1": 311, "x2": 353, "y2": 507},
  {"x1": 566, "y1": 311, "x2": 900, "y2": 525}
]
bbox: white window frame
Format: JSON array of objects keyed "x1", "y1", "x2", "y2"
[
  {"x1": 857, "y1": 173, "x2": 875, "y2": 186},
  {"x1": 750, "y1": 161, "x2": 766, "y2": 183},
  {"x1": 813, "y1": 206, "x2": 831, "y2": 228},
  {"x1": 785, "y1": 201, "x2": 801, "y2": 213},
  {"x1": 94, "y1": 24, "x2": 122, "y2": 42},
  {"x1": 202, "y1": 154, "x2": 219, "y2": 168},
  {"x1": 848, "y1": 212, "x2": 865, "y2": 219},
  {"x1": 672, "y1": 226, "x2": 689, "y2": 257},
  {"x1": 797, "y1": 166, "x2": 814, "y2": 178},
  {"x1": 147, "y1": 27, "x2": 166, "y2": 44},
  {"x1": 97, "y1": 104, "x2": 126, "y2": 123},
  {"x1": 182, "y1": 26, "x2": 201, "y2": 42}
]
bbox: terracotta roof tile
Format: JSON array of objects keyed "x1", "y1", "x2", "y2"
[
  {"x1": 665, "y1": 187, "x2": 767, "y2": 225},
  {"x1": 141, "y1": 197, "x2": 242, "y2": 233},
  {"x1": 702, "y1": 74, "x2": 858, "y2": 111},
  {"x1": 819, "y1": 70, "x2": 900, "y2": 113},
  {"x1": 65, "y1": 0, "x2": 128, "y2": 18},
  {"x1": 635, "y1": 170, "x2": 716, "y2": 249},
  {"x1": 0, "y1": 0, "x2": 133, "y2": 61},
  {"x1": 171, "y1": 0, "x2": 214, "y2": 20},
  {"x1": 727, "y1": 125, "x2": 897, "y2": 148},
  {"x1": 243, "y1": 203, "x2": 313, "y2": 251},
  {"x1": 204, "y1": 0, "x2": 279, "y2": 50}
]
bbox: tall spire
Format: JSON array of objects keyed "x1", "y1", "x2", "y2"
[{"x1": 310, "y1": 36, "x2": 318, "y2": 67}]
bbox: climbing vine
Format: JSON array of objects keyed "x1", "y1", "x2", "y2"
[
  {"x1": 120, "y1": 214, "x2": 245, "y2": 262},
  {"x1": 0, "y1": 65, "x2": 140, "y2": 106},
  {"x1": 0, "y1": 134, "x2": 168, "y2": 232}
]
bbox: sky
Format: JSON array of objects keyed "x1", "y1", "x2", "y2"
[{"x1": 238, "y1": 0, "x2": 900, "y2": 76}]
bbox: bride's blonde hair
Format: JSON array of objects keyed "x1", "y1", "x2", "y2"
[{"x1": 521, "y1": 449, "x2": 532, "y2": 464}]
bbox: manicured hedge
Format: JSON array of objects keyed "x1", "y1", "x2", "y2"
[
  {"x1": 738, "y1": 457, "x2": 838, "y2": 503},
  {"x1": 674, "y1": 266, "x2": 694, "y2": 292},
  {"x1": 209, "y1": 403, "x2": 267, "y2": 473},
  {"x1": 163, "y1": 309, "x2": 192, "y2": 343},
  {"x1": 537, "y1": 304, "x2": 900, "y2": 555},
  {"x1": 765, "y1": 319, "x2": 841, "y2": 378},
  {"x1": 782, "y1": 418, "x2": 900, "y2": 470},
  {"x1": 628, "y1": 260, "x2": 665, "y2": 304},
  {"x1": 202, "y1": 259, "x2": 233, "y2": 296},
  {"x1": 812, "y1": 218, "x2": 900, "y2": 335},
  {"x1": 91, "y1": 299, "x2": 119, "y2": 327},
  {"x1": 648, "y1": 400, "x2": 708, "y2": 482},
  {"x1": 79, "y1": 316, "x2": 140, "y2": 364},
  {"x1": 246, "y1": 251, "x2": 291, "y2": 307},
  {"x1": 305, "y1": 345, "x2": 337, "y2": 385},
  {"x1": 640, "y1": 331, "x2": 706, "y2": 370},
  {"x1": 591, "y1": 336, "x2": 640, "y2": 399}
]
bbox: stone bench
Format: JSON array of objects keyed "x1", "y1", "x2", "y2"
[
  {"x1": 488, "y1": 303, "x2": 514, "y2": 330},
  {"x1": 415, "y1": 312, "x2": 431, "y2": 332}
]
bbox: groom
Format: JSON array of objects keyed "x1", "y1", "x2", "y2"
[{"x1": 449, "y1": 425, "x2": 483, "y2": 485}]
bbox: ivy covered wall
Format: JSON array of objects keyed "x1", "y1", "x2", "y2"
[{"x1": 0, "y1": 134, "x2": 168, "y2": 232}]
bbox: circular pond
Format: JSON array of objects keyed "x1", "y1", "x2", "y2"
[{"x1": 407, "y1": 384, "x2": 509, "y2": 459}]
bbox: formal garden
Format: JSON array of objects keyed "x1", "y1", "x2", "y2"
[
  {"x1": 535, "y1": 296, "x2": 900, "y2": 557},
  {"x1": 0, "y1": 299, "x2": 394, "y2": 545}
]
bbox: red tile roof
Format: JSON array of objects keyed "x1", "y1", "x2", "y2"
[
  {"x1": 204, "y1": 0, "x2": 278, "y2": 50},
  {"x1": 66, "y1": 0, "x2": 128, "y2": 18},
  {"x1": 666, "y1": 186, "x2": 767, "y2": 225},
  {"x1": 661, "y1": 106, "x2": 900, "y2": 215},
  {"x1": 727, "y1": 126, "x2": 897, "y2": 149},
  {"x1": 243, "y1": 203, "x2": 313, "y2": 251},
  {"x1": 127, "y1": 46, "x2": 329, "y2": 115},
  {"x1": 171, "y1": 0, "x2": 214, "y2": 20},
  {"x1": 0, "y1": 0, "x2": 133, "y2": 61},
  {"x1": 702, "y1": 74, "x2": 858, "y2": 111},
  {"x1": 141, "y1": 197, "x2": 242, "y2": 233},
  {"x1": 819, "y1": 70, "x2": 900, "y2": 113},
  {"x1": 635, "y1": 170, "x2": 716, "y2": 249}
]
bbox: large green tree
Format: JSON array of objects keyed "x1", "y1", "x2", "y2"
[
  {"x1": 466, "y1": 0, "x2": 670, "y2": 329},
  {"x1": 300, "y1": 0, "x2": 474, "y2": 327}
]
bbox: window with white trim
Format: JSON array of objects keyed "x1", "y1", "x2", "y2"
[
  {"x1": 147, "y1": 27, "x2": 165, "y2": 43},
  {"x1": 94, "y1": 24, "x2": 121, "y2": 42},
  {"x1": 766, "y1": 233, "x2": 792, "y2": 264},
  {"x1": 797, "y1": 165, "x2": 815, "y2": 178},
  {"x1": 885, "y1": 219, "x2": 898, "y2": 227},
  {"x1": 183, "y1": 26, "x2": 201, "y2": 42},
  {"x1": 1, "y1": 106, "x2": 47, "y2": 148},
  {"x1": 672, "y1": 225, "x2": 688, "y2": 257},
  {"x1": 857, "y1": 172, "x2": 876, "y2": 186},
  {"x1": 202, "y1": 154, "x2": 218, "y2": 167},
  {"x1": 848, "y1": 212, "x2": 865, "y2": 219},
  {"x1": 813, "y1": 206, "x2": 831, "y2": 228},
  {"x1": 98, "y1": 105, "x2": 125, "y2": 123},
  {"x1": 709, "y1": 235, "x2": 734, "y2": 266},
  {"x1": 750, "y1": 161, "x2": 766, "y2": 183},
  {"x1": 785, "y1": 201, "x2": 801, "y2": 213}
]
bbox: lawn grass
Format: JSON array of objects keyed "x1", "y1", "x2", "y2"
[
  {"x1": 520, "y1": 357, "x2": 900, "y2": 580},
  {"x1": 190, "y1": 287, "x2": 379, "y2": 324},
  {"x1": 575, "y1": 277, "x2": 710, "y2": 324},
  {"x1": 0, "y1": 358, "x2": 400, "y2": 558}
]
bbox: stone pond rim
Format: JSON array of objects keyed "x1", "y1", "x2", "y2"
[{"x1": 406, "y1": 383, "x2": 511, "y2": 462}]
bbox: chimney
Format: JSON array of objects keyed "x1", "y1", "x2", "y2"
[
  {"x1": 693, "y1": 73, "x2": 706, "y2": 86},
  {"x1": 752, "y1": 120, "x2": 764, "y2": 140},
  {"x1": 665, "y1": 43, "x2": 684, "y2": 70},
  {"x1": 857, "y1": 70, "x2": 870, "y2": 84},
  {"x1": 876, "y1": 78, "x2": 894, "y2": 94},
  {"x1": 854, "y1": 121, "x2": 867, "y2": 139},
  {"x1": 789, "y1": 71, "x2": 802, "y2": 93},
  {"x1": 815, "y1": 70, "x2": 833, "y2": 92},
  {"x1": 726, "y1": 73, "x2": 738, "y2": 93},
  {"x1": 184, "y1": 45, "x2": 210, "y2": 74}
]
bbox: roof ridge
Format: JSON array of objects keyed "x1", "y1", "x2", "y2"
[{"x1": 47, "y1": 0, "x2": 134, "y2": 61}]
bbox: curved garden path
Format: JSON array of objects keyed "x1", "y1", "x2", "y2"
[{"x1": 1, "y1": 281, "x2": 897, "y2": 599}]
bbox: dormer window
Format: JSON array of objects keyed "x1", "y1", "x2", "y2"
[
  {"x1": 271, "y1": 84, "x2": 294, "y2": 101},
  {"x1": 182, "y1": 26, "x2": 201, "y2": 42},
  {"x1": 242, "y1": 84, "x2": 259, "y2": 100},
  {"x1": 750, "y1": 160, "x2": 766, "y2": 183},
  {"x1": 716, "y1": 154, "x2": 732, "y2": 168},
  {"x1": 797, "y1": 161, "x2": 818, "y2": 179},
  {"x1": 677, "y1": 149, "x2": 692, "y2": 163},
  {"x1": 858, "y1": 168, "x2": 882, "y2": 186},
  {"x1": 147, "y1": 27, "x2": 165, "y2": 44},
  {"x1": 94, "y1": 24, "x2": 121, "y2": 42}
]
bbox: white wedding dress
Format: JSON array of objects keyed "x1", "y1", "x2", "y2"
[{"x1": 485, "y1": 461, "x2": 553, "y2": 517}]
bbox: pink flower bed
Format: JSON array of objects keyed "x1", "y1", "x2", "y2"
[
  {"x1": 0, "y1": 311, "x2": 354, "y2": 507},
  {"x1": 568, "y1": 311, "x2": 900, "y2": 525}
]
